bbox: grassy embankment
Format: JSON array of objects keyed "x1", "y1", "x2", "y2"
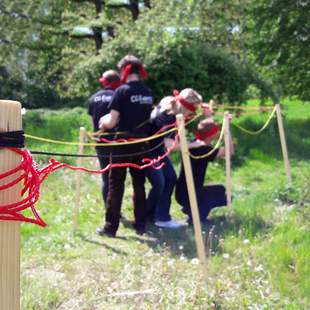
[{"x1": 20, "y1": 99, "x2": 310, "y2": 309}]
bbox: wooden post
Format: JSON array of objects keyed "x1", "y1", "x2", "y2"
[
  {"x1": 176, "y1": 114, "x2": 208, "y2": 282},
  {"x1": 275, "y1": 104, "x2": 292, "y2": 183},
  {"x1": 0, "y1": 100, "x2": 22, "y2": 310},
  {"x1": 224, "y1": 112, "x2": 232, "y2": 207},
  {"x1": 209, "y1": 99, "x2": 214, "y2": 111},
  {"x1": 73, "y1": 127, "x2": 85, "y2": 231}
]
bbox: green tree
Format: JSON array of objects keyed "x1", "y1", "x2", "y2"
[
  {"x1": 1, "y1": 0, "x2": 277, "y2": 107},
  {"x1": 0, "y1": 1, "x2": 69, "y2": 107},
  {"x1": 246, "y1": 0, "x2": 310, "y2": 101}
]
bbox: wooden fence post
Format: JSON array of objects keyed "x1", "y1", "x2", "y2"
[
  {"x1": 224, "y1": 112, "x2": 232, "y2": 207},
  {"x1": 73, "y1": 127, "x2": 85, "y2": 231},
  {"x1": 176, "y1": 114, "x2": 208, "y2": 282},
  {"x1": 275, "y1": 104, "x2": 292, "y2": 184},
  {"x1": 0, "y1": 100, "x2": 22, "y2": 310}
]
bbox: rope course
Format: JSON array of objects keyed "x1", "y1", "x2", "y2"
[
  {"x1": 0, "y1": 100, "x2": 292, "y2": 310},
  {"x1": 23, "y1": 114, "x2": 199, "y2": 148},
  {"x1": 30, "y1": 139, "x2": 165, "y2": 158},
  {"x1": 24, "y1": 128, "x2": 175, "y2": 147},
  {"x1": 0, "y1": 104, "x2": 281, "y2": 227},
  {"x1": 0, "y1": 112, "x2": 199, "y2": 226},
  {"x1": 0, "y1": 135, "x2": 178, "y2": 226},
  {"x1": 25, "y1": 106, "x2": 277, "y2": 160},
  {"x1": 231, "y1": 106, "x2": 277, "y2": 135}
]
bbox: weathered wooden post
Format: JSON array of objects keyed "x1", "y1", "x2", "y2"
[
  {"x1": 275, "y1": 104, "x2": 292, "y2": 183},
  {"x1": 73, "y1": 127, "x2": 86, "y2": 231},
  {"x1": 224, "y1": 112, "x2": 232, "y2": 207},
  {"x1": 0, "y1": 100, "x2": 22, "y2": 310},
  {"x1": 176, "y1": 114, "x2": 208, "y2": 282}
]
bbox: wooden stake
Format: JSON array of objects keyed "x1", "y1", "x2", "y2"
[
  {"x1": 73, "y1": 127, "x2": 85, "y2": 231},
  {"x1": 275, "y1": 104, "x2": 292, "y2": 183},
  {"x1": 176, "y1": 114, "x2": 208, "y2": 282},
  {"x1": 0, "y1": 100, "x2": 22, "y2": 310},
  {"x1": 224, "y1": 112, "x2": 232, "y2": 207},
  {"x1": 209, "y1": 99, "x2": 214, "y2": 111}
]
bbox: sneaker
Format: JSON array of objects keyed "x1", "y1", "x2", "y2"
[
  {"x1": 96, "y1": 227, "x2": 116, "y2": 238},
  {"x1": 154, "y1": 219, "x2": 184, "y2": 229}
]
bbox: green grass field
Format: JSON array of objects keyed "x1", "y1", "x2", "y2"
[{"x1": 20, "y1": 99, "x2": 310, "y2": 309}]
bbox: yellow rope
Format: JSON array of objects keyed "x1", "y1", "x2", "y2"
[
  {"x1": 216, "y1": 104, "x2": 274, "y2": 111},
  {"x1": 24, "y1": 114, "x2": 200, "y2": 147},
  {"x1": 87, "y1": 113, "x2": 200, "y2": 139},
  {"x1": 88, "y1": 130, "x2": 127, "y2": 138},
  {"x1": 189, "y1": 117, "x2": 226, "y2": 160},
  {"x1": 231, "y1": 106, "x2": 277, "y2": 135},
  {"x1": 24, "y1": 126, "x2": 176, "y2": 147}
]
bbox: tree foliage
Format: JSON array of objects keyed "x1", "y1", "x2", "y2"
[
  {"x1": 246, "y1": 0, "x2": 310, "y2": 101},
  {"x1": 1, "y1": 0, "x2": 299, "y2": 108}
]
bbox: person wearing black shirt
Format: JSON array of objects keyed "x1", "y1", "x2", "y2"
[
  {"x1": 175, "y1": 118, "x2": 234, "y2": 222},
  {"x1": 88, "y1": 70, "x2": 120, "y2": 209},
  {"x1": 146, "y1": 89, "x2": 206, "y2": 228},
  {"x1": 97, "y1": 55, "x2": 153, "y2": 237}
]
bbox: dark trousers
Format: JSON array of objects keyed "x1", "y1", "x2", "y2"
[
  {"x1": 104, "y1": 155, "x2": 146, "y2": 234},
  {"x1": 95, "y1": 146, "x2": 111, "y2": 207},
  {"x1": 175, "y1": 184, "x2": 227, "y2": 221}
]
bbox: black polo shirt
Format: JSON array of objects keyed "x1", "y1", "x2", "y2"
[
  {"x1": 88, "y1": 88, "x2": 115, "y2": 131},
  {"x1": 109, "y1": 81, "x2": 153, "y2": 137}
]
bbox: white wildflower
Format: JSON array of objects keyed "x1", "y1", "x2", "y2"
[
  {"x1": 254, "y1": 265, "x2": 264, "y2": 272},
  {"x1": 191, "y1": 258, "x2": 199, "y2": 265},
  {"x1": 64, "y1": 243, "x2": 71, "y2": 250}
]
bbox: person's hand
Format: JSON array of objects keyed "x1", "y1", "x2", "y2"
[
  {"x1": 98, "y1": 116, "x2": 105, "y2": 130},
  {"x1": 227, "y1": 113, "x2": 233, "y2": 120},
  {"x1": 201, "y1": 103, "x2": 213, "y2": 117}
]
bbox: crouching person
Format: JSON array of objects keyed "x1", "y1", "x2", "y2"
[{"x1": 175, "y1": 117, "x2": 234, "y2": 223}]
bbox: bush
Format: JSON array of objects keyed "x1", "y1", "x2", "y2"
[{"x1": 72, "y1": 28, "x2": 275, "y2": 105}]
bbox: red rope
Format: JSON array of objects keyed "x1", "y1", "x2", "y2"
[{"x1": 0, "y1": 136, "x2": 177, "y2": 227}]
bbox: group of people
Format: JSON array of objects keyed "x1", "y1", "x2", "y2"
[{"x1": 88, "y1": 54, "x2": 233, "y2": 237}]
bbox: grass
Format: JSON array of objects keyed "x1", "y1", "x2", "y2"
[{"x1": 18, "y1": 99, "x2": 310, "y2": 309}]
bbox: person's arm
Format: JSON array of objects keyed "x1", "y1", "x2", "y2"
[
  {"x1": 164, "y1": 137, "x2": 179, "y2": 150},
  {"x1": 99, "y1": 109, "x2": 120, "y2": 130},
  {"x1": 165, "y1": 137, "x2": 206, "y2": 151}
]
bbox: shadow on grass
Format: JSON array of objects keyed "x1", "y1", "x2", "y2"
[
  {"x1": 76, "y1": 232, "x2": 128, "y2": 255},
  {"x1": 121, "y1": 210, "x2": 273, "y2": 259}
]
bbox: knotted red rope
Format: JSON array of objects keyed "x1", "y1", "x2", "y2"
[{"x1": 0, "y1": 136, "x2": 177, "y2": 226}]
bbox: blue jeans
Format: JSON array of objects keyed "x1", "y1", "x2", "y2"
[{"x1": 146, "y1": 155, "x2": 177, "y2": 222}]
